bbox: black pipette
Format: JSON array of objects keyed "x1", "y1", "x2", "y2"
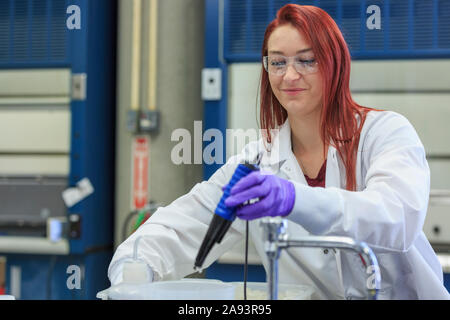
[{"x1": 194, "y1": 162, "x2": 259, "y2": 270}]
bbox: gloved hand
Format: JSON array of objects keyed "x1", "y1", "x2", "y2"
[{"x1": 223, "y1": 171, "x2": 296, "y2": 220}]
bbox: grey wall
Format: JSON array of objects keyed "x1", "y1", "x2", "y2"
[{"x1": 115, "y1": 0, "x2": 204, "y2": 247}]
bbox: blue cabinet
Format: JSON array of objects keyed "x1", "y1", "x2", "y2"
[{"x1": 0, "y1": 0, "x2": 117, "y2": 299}]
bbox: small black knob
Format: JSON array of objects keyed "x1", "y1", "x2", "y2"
[{"x1": 433, "y1": 226, "x2": 440, "y2": 235}]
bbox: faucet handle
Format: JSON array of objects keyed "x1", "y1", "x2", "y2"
[{"x1": 260, "y1": 217, "x2": 288, "y2": 243}]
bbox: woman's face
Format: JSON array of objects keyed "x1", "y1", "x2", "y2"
[{"x1": 267, "y1": 24, "x2": 323, "y2": 118}]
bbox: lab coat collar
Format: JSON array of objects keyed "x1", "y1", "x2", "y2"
[
  {"x1": 260, "y1": 118, "x2": 341, "y2": 188},
  {"x1": 325, "y1": 146, "x2": 341, "y2": 188},
  {"x1": 278, "y1": 146, "x2": 341, "y2": 188},
  {"x1": 260, "y1": 118, "x2": 291, "y2": 166}
]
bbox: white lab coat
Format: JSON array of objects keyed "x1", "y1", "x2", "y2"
[{"x1": 108, "y1": 110, "x2": 450, "y2": 300}]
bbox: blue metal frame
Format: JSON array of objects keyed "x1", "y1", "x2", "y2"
[
  {"x1": 4, "y1": 252, "x2": 112, "y2": 300},
  {"x1": 444, "y1": 273, "x2": 450, "y2": 293},
  {"x1": 205, "y1": 262, "x2": 266, "y2": 282},
  {"x1": 84, "y1": 0, "x2": 115, "y2": 253},
  {"x1": 222, "y1": 0, "x2": 450, "y2": 62},
  {"x1": 68, "y1": 0, "x2": 116, "y2": 255},
  {"x1": 0, "y1": 0, "x2": 117, "y2": 299},
  {"x1": 0, "y1": 0, "x2": 71, "y2": 68},
  {"x1": 68, "y1": 0, "x2": 88, "y2": 254},
  {"x1": 204, "y1": 0, "x2": 229, "y2": 180}
]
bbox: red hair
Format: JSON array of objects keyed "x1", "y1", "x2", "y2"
[{"x1": 260, "y1": 4, "x2": 377, "y2": 191}]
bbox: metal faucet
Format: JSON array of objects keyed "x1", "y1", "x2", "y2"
[{"x1": 260, "y1": 217, "x2": 381, "y2": 300}]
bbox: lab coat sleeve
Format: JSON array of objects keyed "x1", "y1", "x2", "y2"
[
  {"x1": 108, "y1": 151, "x2": 253, "y2": 284},
  {"x1": 288, "y1": 112, "x2": 430, "y2": 253}
]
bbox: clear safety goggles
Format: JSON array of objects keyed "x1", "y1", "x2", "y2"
[{"x1": 263, "y1": 54, "x2": 319, "y2": 76}]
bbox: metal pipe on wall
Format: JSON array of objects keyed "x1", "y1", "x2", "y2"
[
  {"x1": 130, "y1": 0, "x2": 142, "y2": 112},
  {"x1": 115, "y1": 0, "x2": 204, "y2": 248},
  {"x1": 147, "y1": 0, "x2": 158, "y2": 112}
]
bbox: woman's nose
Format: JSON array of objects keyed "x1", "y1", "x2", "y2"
[{"x1": 283, "y1": 64, "x2": 301, "y2": 81}]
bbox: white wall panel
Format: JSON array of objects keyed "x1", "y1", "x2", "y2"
[
  {"x1": 0, "y1": 69, "x2": 71, "y2": 97},
  {"x1": 424, "y1": 200, "x2": 450, "y2": 244},
  {"x1": 352, "y1": 93, "x2": 450, "y2": 155},
  {"x1": 428, "y1": 160, "x2": 450, "y2": 190},
  {"x1": 349, "y1": 60, "x2": 450, "y2": 92},
  {"x1": 350, "y1": 60, "x2": 450, "y2": 193},
  {"x1": 0, "y1": 68, "x2": 72, "y2": 177},
  {"x1": 0, "y1": 108, "x2": 70, "y2": 152},
  {"x1": 227, "y1": 63, "x2": 261, "y2": 159},
  {"x1": 223, "y1": 63, "x2": 262, "y2": 265},
  {"x1": 0, "y1": 155, "x2": 69, "y2": 175}
]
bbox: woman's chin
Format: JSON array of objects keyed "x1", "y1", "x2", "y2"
[
  {"x1": 283, "y1": 102, "x2": 310, "y2": 115},
  {"x1": 281, "y1": 100, "x2": 322, "y2": 118}
]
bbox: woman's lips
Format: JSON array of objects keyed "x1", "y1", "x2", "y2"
[{"x1": 282, "y1": 88, "x2": 305, "y2": 96}]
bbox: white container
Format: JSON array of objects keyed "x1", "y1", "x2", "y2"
[
  {"x1": 107, "y1": 282, "x2": 155, "y2": 300},
  {"x1": 145, "y1": 280, "x2": 235, "y2": 300},
  {"x1": 232, "y1": 282, "x2": 315, "y2": 300},
  {"x1": 106, "y1": 279, "x2": 235, "y2": 300}
]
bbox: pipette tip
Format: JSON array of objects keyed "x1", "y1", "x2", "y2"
[{"x1": 193, "y1": 266, "x2": 203, "y2": 273}]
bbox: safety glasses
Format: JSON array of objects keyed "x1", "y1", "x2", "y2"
[{"x1": 263, "y1": 54, "x2": 319, "y2": 76}]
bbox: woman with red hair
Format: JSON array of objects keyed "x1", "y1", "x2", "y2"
[{"x1": 109, "y1": 4, "x2": 449, "y2": 300}]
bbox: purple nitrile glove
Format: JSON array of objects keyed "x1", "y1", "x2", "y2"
[{"x1": 223, "y1": 171, "x2": 296, "y2": 220}]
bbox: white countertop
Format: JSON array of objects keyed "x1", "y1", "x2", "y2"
[{"x1": 0, "y1": 236, "x2": 69, "y2": 255}]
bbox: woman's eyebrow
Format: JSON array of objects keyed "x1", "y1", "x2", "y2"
[{"x1": 268, "y1": 48, "x2": 312, "y2": 55}]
